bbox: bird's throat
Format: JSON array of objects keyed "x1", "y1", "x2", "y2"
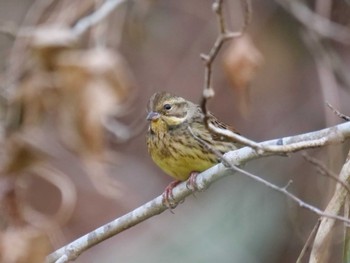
[{"x1": 150, "y1": 119, "x2": 169, "y2": 133}]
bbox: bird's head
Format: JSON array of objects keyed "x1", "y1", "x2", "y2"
[{"x1": 147, "y1": 92, "x2": 193, "y2": 132}]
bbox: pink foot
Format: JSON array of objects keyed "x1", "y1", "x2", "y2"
[
  {"x1": 186, "y1": 171, "x2": 199, "y2": 191},
  {"x1": 162, "y1": 180, "x2": 181, "y2": 209}
]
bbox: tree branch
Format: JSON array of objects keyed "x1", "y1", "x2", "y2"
[
  {"x1": 188, "y1": 126, "x2": 350, "y2": 223},
  {"x1": 47, "y1": 121, "x2": 350, "y2": 263}
]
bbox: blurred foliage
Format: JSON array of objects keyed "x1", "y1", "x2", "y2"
[{"x1": 0, "y1": 0, "x2": 349, "y2": 263}]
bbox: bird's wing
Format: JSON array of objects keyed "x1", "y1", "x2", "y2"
[{"x1": 207, "y1": 112, "x2": 240, "y2": 138}]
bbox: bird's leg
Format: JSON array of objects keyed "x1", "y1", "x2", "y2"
[
  {"x1": 186, "y1": 171, "x2": 200, "y2": 191},
  {"x1": 162, "y1": 180, "x2": 181, "y2": 209}
]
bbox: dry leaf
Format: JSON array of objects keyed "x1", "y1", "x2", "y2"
[
  {"x1": 54, "y1": 48, "x2": 134, "y2": 155},
  {"x1": 53, "y1": 48, "x2": 133, "y2": 198},
  {"x1": 1, "y1": 137, "x2": 46, "y2": 175},
  {"x1": 30, "y1": 26, "x2": 78, "y2": 70},
  {"x1": 8, "y1": 73, "x2": 58, "y2": 131},
  {"x1": 223, "y1": 35, "x2": 263, "y2": 115},
  {"x1": 0, "y1": 227, "x2": 51, "y2": 263},
  {"x1": 223, "y1": 35, "x2": 263, "y2": 90},
  {"x1": 6, "y1": 27, "x2": 77, "y2": 133}
]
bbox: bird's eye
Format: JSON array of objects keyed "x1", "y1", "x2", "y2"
[{"x1": 163, "y1": 104, "x2": 172, "y2": 110}]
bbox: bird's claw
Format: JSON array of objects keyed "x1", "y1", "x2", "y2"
[
  {"x1": 162, "y1": 180, "x2": 181, "y2": 209},
  {"x1": 186, "y1": 171, "x2": 200, "y2": 191}
]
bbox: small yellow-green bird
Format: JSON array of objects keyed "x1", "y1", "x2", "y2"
[{"x1": 146, "y1": 92, "x2": 241, "y2": 205}]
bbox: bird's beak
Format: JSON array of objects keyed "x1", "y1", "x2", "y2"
[{"x1": 146, "y1": 111, "x2": 160, "y2": 121}]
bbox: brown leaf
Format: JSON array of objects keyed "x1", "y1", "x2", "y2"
[
  {"x1": 1, "y1": 137, "x2": 46, "y2": 175},
  {"x1": 8, "y1": 73, "x2": 58, "y2": 132},
  {"x1": 30, "y1": 26, "x2": 78, "y2": 70},
  {"x1": 54, "y1": 48, "x2": 134, "y2": 155},
  {"x1": 0, "y1": 227, "x2": 51, "y2": 263},
  {"x1": 223, "y1": 34, "x2": 263, "y2": 90},
  {"x1": 223, "y1": 35, "x2": 264, "y2": 115}
]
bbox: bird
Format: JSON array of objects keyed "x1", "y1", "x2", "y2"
[{"x1": 146, "y1": 91, "x2": 242, "y2": 207}]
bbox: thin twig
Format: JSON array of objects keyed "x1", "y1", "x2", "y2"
[
  {"x1": 200, "y1": 0, "x2": 251, "y2": 115},
  {"x1": 46, "y1": 121, "x2": 350, "y2": 263},
  {"x1": 240, "y1": 0, "x2": 252, "y2": 34},
  {"x1": 213, "y1": 0, "x2": 226, "y2": 34},
  {"x1": 326, "y1": 102, "x2": 350, "y2": 122},
  {"x1": 302, "y1": 153, "x2": 350, "y2": 196},
  {"x1": 199, "y1": 0, "x2": 257, "y2": 153}
]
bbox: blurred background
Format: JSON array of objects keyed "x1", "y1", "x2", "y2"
[{"x1": 0, "y1": 0, "x2": 350, "y2": 262}]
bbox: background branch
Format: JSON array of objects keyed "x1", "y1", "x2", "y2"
[
  {"x1": 275, "y1": 0, "x2": 350, "y2": 45},
  {"x1": 72, "y1": 0, "x2": 127, "y2": 36},
  {"x1": 309, "y1": 151, "x2": 350, "y2": 263}
]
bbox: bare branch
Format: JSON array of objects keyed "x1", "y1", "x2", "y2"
[
  {"x1": 212, "y1": 0, "x2": 226, "y2": 34},
  {"x1": 207, "y1": 118, "x2": 346, "y2": 154},
  {"x1": 46, "y1": 121, "x2": 350, "y2": 263},
  {"x1": 229, "y1": 165, "x2": 349, "y2": 223},
  {"x1": 200, "y1": 0, "x2": 251, "y2": 115}
]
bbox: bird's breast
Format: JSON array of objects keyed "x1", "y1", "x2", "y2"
[{"x1": 147, "y1": 126, "x2": 218, "y2": 181}]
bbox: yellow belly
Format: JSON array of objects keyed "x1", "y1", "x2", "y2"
[
  {"x1": 151, "y1": 148, "x2": 216, "y2": 181},
  {"x1": 147, "y1": 132, "x2": 217, "y2": 181}
]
